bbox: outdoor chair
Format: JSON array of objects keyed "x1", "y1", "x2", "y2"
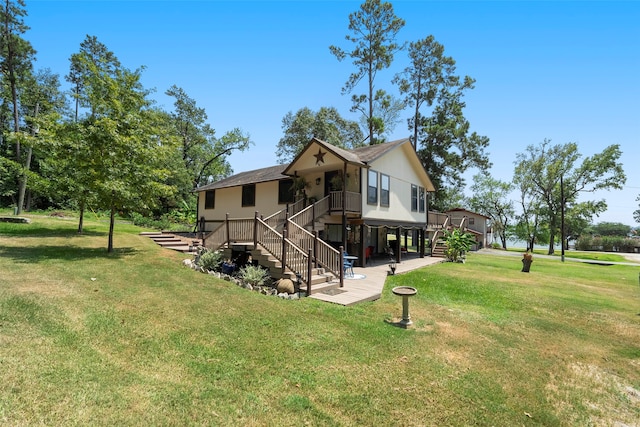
[{"x1": 343, "y1": 252, "x2": 354, "y2": 277}]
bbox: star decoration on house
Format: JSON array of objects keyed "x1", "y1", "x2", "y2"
[{"x1": 314, "y1": 149, "x2": 326, "y2": 165}]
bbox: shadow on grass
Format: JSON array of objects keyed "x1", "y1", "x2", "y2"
[
  {"x1": 0, "y1": 245, "x2": 138, "y2": 263},
  {"x1": 0, "y1": 226, "x2": 107, "y2": 238}
]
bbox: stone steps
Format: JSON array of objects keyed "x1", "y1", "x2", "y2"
[{"x1": 141, "y1": 232, "x2": 200, "y2": 254}]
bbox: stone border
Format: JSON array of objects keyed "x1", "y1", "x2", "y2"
[{"x1": 181, "y1": 258, "x2": 304, "y2": 300}]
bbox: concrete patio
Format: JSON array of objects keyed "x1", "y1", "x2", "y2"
[{"x1": 308, "y1": 253, "x2": 444, "y2": 306}]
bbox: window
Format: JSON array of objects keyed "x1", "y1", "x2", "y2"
[
  {"x1": 380, "y1": 174, "x2": 390, "y2": 207},
  {"x1": 242, "y1": 184, "x2": 256, "y2": 207},
  {"x1": 204, "y1": 190, "x2": 215, "y2": 209},
  {"x1": 278, "y1": 179, "x2": 295, "y2": 204},
  {"x1": 411, "y1": 184, "x2": 418, "y2": 212},
  {"x1": 468, "y1": 217, "x2": 475, "y2": 225},
  {"x1": 419, "y1": 187, "x2": 425, "y2": 212},
  {"x1": 368, "y1": 170, "x2": 378, "y2": 204}
]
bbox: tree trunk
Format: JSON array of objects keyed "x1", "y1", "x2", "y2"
[
  {"x1": 528, "y1": 236, "x2": 535, "y2": 252},
  {"x1": 108, "y1": 200, "x2": 115, "y2": 253},
  {"x1": 77, "y1": 198, "x2": 85, "y2": 234},
  {"x1": 16, "y1": 146, "x2": 32, "y2": 213}
]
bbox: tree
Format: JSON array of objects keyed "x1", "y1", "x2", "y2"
[
  {"x1": 15, "y1": 68, "x2": 66, "y2": 210},
  {"x1": 395, "y1": 36, "x2": 491, "y2": 209},
  {"x1": 514, "y1": 140, "x2": 626, "y2": 255},
  {"x1": 635, "y1": 196, "x2": 640, "y2": 224},
  {"x1": 276, "y1": 106, "x2": 364, "y2": 163},
  {"x1": 0, "y1": 0, "x2": 35, "y2": 213},
  {"x1": 468, "y1": 173, "x2": 514, "y2": 249},
  {"x1": 587, "y1": 222, "x2": 632, "y2": 237},
  {"x1": 58, "y1": 37, "x2": 173, "y2": 252},
  {"x1": 165, "y1": 85, "x2": 251, "y2": 195},
  {"x1": 330, "y1": 0, "x2": 404, "y2": 145},
  {"x1": 60, "y1": 35, "x2": 124, "y2": 233}
]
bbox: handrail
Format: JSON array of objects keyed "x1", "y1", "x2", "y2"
[
  {"x1": 431, "y1": 215, "x2": 449, "y2": 251},
  {"x1": 256, "y1": 217, "x2": 313, "y2": 292},
  {"x1": 428, "y1": 211, "x2": 448, "y2": 230},
  {"x1": 203, "y1": 200, "x2": 343, "y2": 294},
  {"x1": 329, "y1": 191, "x2": 361, "y2": 213},
  {"x1": 203, "y1": 221, "x2": 227, "y2": 251},
  {"x1": 287, "y1": 220, "x2": 341, "y2": 281},
  {"x1": 263, "y1": 208, "x2": 286, "y2": 229},
  {"x1": 289, "y1": 195, "x2": 331, "y2": 227}
]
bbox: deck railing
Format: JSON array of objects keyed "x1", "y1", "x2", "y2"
[
  {"x1": 287, "y1": 220, "x2": 342, "y2": 281},
  {"x1": 329, "y1": 191, "x2": 361, "y2": 213},
  {"x1": 431, "y1": 215, "x2": 449, "y2": 250},
  {"x1": 428, "y1": 211, "x2": 448, "y2": 230},
  {"x1": 203, "y1": 207, "x2": 343, "y2": 294},
  {"x1": 289, "y1": 195, "x2": 330, "y2": 228},
  {"x1": 202, "y1": 222, "x2": 227, "y2": 251}
]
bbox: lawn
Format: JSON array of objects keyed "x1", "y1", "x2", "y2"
[
  {"x1": 1, "y1": 213, "x2": 639, "y2": 426},
  {"x1": 506, "y1": 247, "x2": 634, "y2": 263}
]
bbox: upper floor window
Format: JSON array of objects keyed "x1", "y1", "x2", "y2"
[
  {"x1": 367, "y1": 170, "x2": 378, "y2": 205},
  {"x1": 411, "y1": 184, "x2": 418, "y2": 212},
  {"x1": 242, "y1": 184, "x2": 256, "y2": 207},
  {"x1": 380, "y1": 174, "x2": 390, "y2": 207},
  {"x1": 419, "y1": 187, "x2": 425, "y2": 212},
  {"x1": 204, "y1": 190, "x2": 215, "y2": 209},
  {"x1": 278, "y1": 179, "x2": 295, "y2": 204}
]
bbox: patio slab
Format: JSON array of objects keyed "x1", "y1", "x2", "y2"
[{"x1": 308, "y1": 254, "x2": 444, "y2": 306}]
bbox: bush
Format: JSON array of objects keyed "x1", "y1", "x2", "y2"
[
  {"x1": 575, "y1": 235, "x2": 639, "y2": 253},
  {"x1": 129, "y1": 212, "x2": 190, "y2": 231},
  {"x1": 196, "y1": 249, "x2": 224, "y2": 271},
  {"x1": 443, "y1": 228, "x2": 476, "y2": 263},
  {"x1": 238, "y1": 264, "x2": 271, "y2": 287}
]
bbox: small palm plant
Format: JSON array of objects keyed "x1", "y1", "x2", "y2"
[{"x1": 443, "y1": 228, "x2": 476, "y2": 263}]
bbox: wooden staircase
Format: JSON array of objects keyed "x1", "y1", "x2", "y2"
[
  {"x1": 431, "y1": 233, "x2": 447, "y2": 258},
  {"x1": 231, "y1": 246, "x2": 340, "y2": 294}
]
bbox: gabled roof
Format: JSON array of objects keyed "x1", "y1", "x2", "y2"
[
  {"x1": 282, "y1": 137, "x2": 365, "y2": 176},
  {"x1": 196, "y1": 164, "x2": 288, "y2": 191},
  {"x1": 351, "y1": 137, "x2": 409, "y2": 164},
  {"x1": 196, "y1": 137, "x2": 434, "y2": 192},
  {"x1": 446, "y1": 208, "x2": 490, "y2": 219}
]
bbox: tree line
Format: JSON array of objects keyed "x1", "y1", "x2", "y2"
[
  {"x1": 0, "y1": 1, "x2": 251, "y2": 251},
  {"x1": 0, "y1": 0, "x2": 633, "y2": 254}
]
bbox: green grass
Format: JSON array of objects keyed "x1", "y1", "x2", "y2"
[
  {"x1": 1, "y1": 213, "x2": 639, "y2": 425},
  {"x1": 506, "y1": 246, "x2": 635, "y2": 263}
]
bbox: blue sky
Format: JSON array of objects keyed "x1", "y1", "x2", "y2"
[{"x1": 25, "y1": 1, "x2": 639, "y2": 225}]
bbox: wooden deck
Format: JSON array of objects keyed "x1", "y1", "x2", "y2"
[
  {"x1": 308, "y1": 253, "x2": 444, "y2": 306},
  {"x1": 142, "y1": 232, "x2": 445, "y2": 306}
]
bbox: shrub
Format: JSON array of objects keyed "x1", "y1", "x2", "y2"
[
  {"x1": 196, "y1": 249, "x2": 223, "y2": 271},
  {"x1": 575, "y1": 235, "x2": 639, "y2": 253},
  {"x1": 443, "y1": 228, "x2": 476, "y2": 263},
  {"x1": 238, "y1": 264, "x2": 271, "y2": 287}
]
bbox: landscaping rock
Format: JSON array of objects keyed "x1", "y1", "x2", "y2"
[
  {"x1": 182, "y1": 259, "x2": 193, "y2": 268},
  {"x1": 276, "y1": 278, "x2": 295, "y2": 294}
]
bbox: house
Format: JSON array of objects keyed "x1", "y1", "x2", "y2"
[
  {"x1": 444, "y1": 208, "x2": 489, "y2": 250},
  {"x1": 195, "y1": 137, "x2": 436, "y2": 293}
]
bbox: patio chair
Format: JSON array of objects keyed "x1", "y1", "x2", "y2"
[{"x1": 343, "y1": 252, "x2": 354, "y2": 277}]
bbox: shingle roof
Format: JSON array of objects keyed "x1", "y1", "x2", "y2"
[
  {"x1": 196, "y1": 138, "x2": 416, "y2": 192},
  {"x1": 196, "y1": 164, "x2": 288, "y2": 191},
  {"x1": 351, "y1": 138, "x2": 410, "y2": 164}
]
